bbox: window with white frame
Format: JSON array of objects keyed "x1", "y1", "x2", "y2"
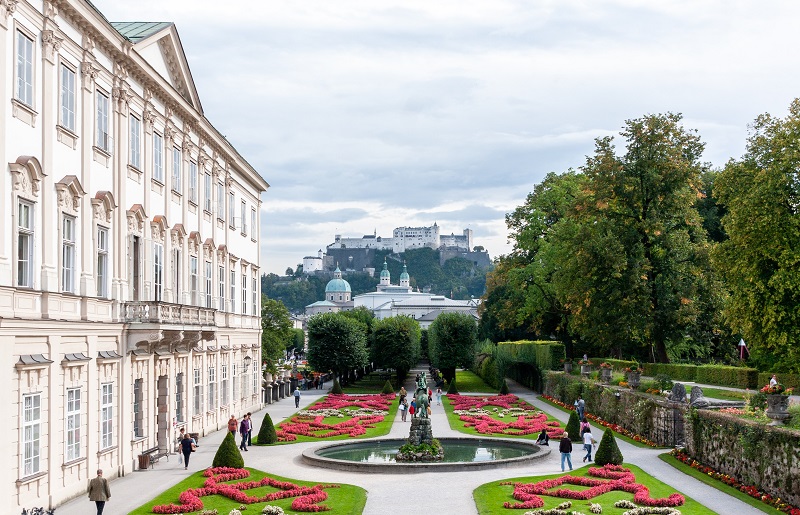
[
  {"x1": 242, "y1": 273, "x2": 247, "y2": 315},
  {"x1": 251, "y1": 208, "x2": 257, "y2": 240},
  {"x1": 17, "y1": 200, "x2": 34, "y2": 288},
  {"x1": 175, "y1": 372, "x2": 184, "y2": 423},
  {"x1": 172, "y1": 147, "x2": 182, "y2": 193},
  {"x1": 241, "y1": 201, "x2": 247, "y2": 236},
  {"x1": 16, "y1": 31, "x2": 34, "y2": 107},
  {"x1": 252, "y1": 365, "x2": 258, "y2": 397},
  {"x1": 62, "y1": 215, "x2": 76, "y2": 293},
  {"x1": 252, "y1": 274, "x2": 258, "y2": 316},
  {"x1": 97, "y1": 226, "x2": 108, "y2": 297},
  {"x1": 65, "y1": 387, "x2": 81, "y2": 462},
  {"x1": 129, "y1": 115, "x2": 141, "y2": 169},
  {"x1": 190, "y1": 256, "x2": 198, "y2": 305},
  {"x1": 96, "y1": 91, "x2": 110, "y2": 151},
  {"x1": 217, "y1": 182, "x2": 224, "y2": 220},
  {"x1": 229, "y1": 192, "x2": 235, "y2": 227},
  {"x1": 100, "y1": 383, "x2": 113, "y2": 449},
  {"x1": 172, "y1": 249, "x2": 181, "y2": 298},
  {"x1": 153, "y1": 243, "x2": 163, "y2": 301},
  {"x1": 189, "y1": 161, "x2": 198, "y2": 203},
  {"x1": 60, "y1": 64, "x2": 76, "y2": 132},
  {"x1": 205, "y1": 261, "x2": 212, "y2": 308},
  {"x1": 204, "y1": 172, "x2": 212, "y2": 212},
  {"x1": 133, "y1": 378, "x2": 143, "y2": 438},
  {"x1": 218, "y1": 264, "x2": 225, "y2": 311},
  {"x1": 232, "y1": 363, "x2": 239, "y2": 402},
  {"x1": 153, "y1": 132, "x2": 164, "y2": 182},
  {"x1": 230, "y1": 269, "x2": 236, "y2": 312},
  {"x1": 241, "y1": 362, "x2": 248, "y2": 398},
  {"x1": 22, "y1": 393, "x2": 41, "y2": 476},
  {"x1": 193, "y1": 368, "x2": 202, "y2": 416},
  {"x1": 208, "y1": 366, "x2": 216, "y2": 411},
  {"x1": 221, "y1": 364, "x2": 229, "y2": 406}
]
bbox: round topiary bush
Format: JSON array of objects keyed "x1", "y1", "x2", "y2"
[
  {"x1": 254, "y1": 411, "x2": 277, "y2": 445},
  {"x1": 594, "y1": 428, "x2": 624, "y2": 466},
  {"x1": 382, "y1": 380, "x2": 394, "y2": 394},
  {"x1": 213, "y1": 431, "x2": 244, "y2": 468},
  {"x1": 331, "y1": 378, "x2": 343, "y2": 394},
  {"x1": 447, "y1": 378, "x2": 459, "y2": 394},
  {"x1": 566, "y1": 411, "x2": 581, "y2": 441},
  {"x1": 499, "y1": 379, "x2": 510, "y2": 395}
]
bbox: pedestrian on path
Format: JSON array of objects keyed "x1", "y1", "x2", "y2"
[
  {"x1": 180, "y1": 433, "x2": 194, "y2": 469},
  {"x1": 239, "y1": 414, "x2": 250, "y2": 451},
  {"x1": 88, "y1": 468, "x2": 111, "y2": 515},
  {"x1": 582, "y1": 429, "x2": 595, "y2": 462},
  {"x1": 246, "y1": 411, "x2": 253, "y2": 446},
  {"x1": 436, "y1": 387, "x2": 442, "y2": 405},
  {"x1": 576, "y1": 396, "x2": 585, "y2": 420},
  {"x1": 409, "y1": 399, "x2": 416, "y2": 418},
  {"x1": 228, "y1": 414, "x2": 238, "y2": 435},
  {"x1": 399, "y1": 398, "x2": 407, "y2": 422},
  {"x1": 559, "y1": 435, "x2": 573, "y2": 471},
  {"x1": 294, "y1": 388, "x2": 301, "y2": 408}
]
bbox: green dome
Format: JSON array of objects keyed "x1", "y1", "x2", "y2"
[
  {"x1": 400, "y1": 263, "x2": 409, "y2": 281},
  {"x1": 326, "y1": 266, "x2": 351, "y2": 293},
  {"x1": 380, "y1": 260, "x2": 390, "y2": 278}
]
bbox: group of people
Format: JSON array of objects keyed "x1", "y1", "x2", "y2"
[
  {"x1": 557, "y1": 397, "x2": 596, "y2": 471},
  {"x1": 397, "y1": 385, "x2": 442, "y2": 422}
]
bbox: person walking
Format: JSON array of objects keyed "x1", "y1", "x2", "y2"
[
  {"x1": 409, "y1": 399, "x2": 416, "y2": 418},
  {"x1": 576, "y1": 396, "x2": 585, "y2": 420},
  {"x1": 582, "y1": 429, "x2": 595, "y2": 463},
  {"x1": 436, "y1": 387, "x2": 442, "y2": 405},
  {"x1": 239, "y1": 414, "x2": 250, "y2": 451},
  {"x1": 246, "y1": 412, "x2": 253, "y2": 446},
  {"x1": 180, "y1": 432, "x2": 194, "y2": 469},
  {"x1": 399, "y1": 398, "x2": 407, "y2": 422},
  {"x1": 88, "y1": 468, "x2": 111, "y2": 515},
  {"x1": 294, "y1": 388, "x2": 301, "y2": 408},
  {"x1": 228, "y1": 414, "x2": 238, "y2": 435},
  {"x1": 559, "y1": 435, "x2": 573, "y2": 472}
]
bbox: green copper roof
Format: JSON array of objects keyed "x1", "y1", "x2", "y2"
[
  {"x1": 380, "y1": 260, "x2": 390, "y2": 278},
  {"x1": 400, "y1": 262, "x2": 409, "y2": 280},
  {"x1": 111, "y1": 22, "x2": 172, "y2": 43}
]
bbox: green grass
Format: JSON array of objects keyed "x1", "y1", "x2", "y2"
[
  {"x1": 698, "y1": 387, "x2": 748, "y2": 401},
  {"x1": 658, "y1": 453, "x2": 778, "y2": 514},
  {"x1": 129, "y1": 467, "x2": 367, "y2": 515},
  {"x1": 342, "y1": 371, "x2": 399, "y2": 394},
  {"x1": 473, "y1": 462, "x2": 716, "y2": 515},
  {"x1": 454, "y1": 369, "x2": 498, "y2": 393},
  {"x1": 443, "y1": 395, "x2": 565, "y2": 439}
]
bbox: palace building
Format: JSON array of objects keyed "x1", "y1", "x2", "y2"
[{"x1": 0, "y1": 0, "x2": 269, "y2": 510}]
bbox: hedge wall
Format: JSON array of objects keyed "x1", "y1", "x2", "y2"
[
  {"x1": 641, "y1": 363, "x2": 697, "y2": 382},
  {"x1": 757, "y1": 372, "x2": 800, "y2": 391},
  {"x1": 496, "y1": 341, "x2": 565, "y2": 391},
  {"x1": 694, "y1": 365, "x2": 758, "y2": 389},
  {"x1": 592, "y1": 358, "x2": 637, "y2": 372}
]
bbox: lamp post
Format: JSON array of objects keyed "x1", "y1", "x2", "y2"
[{"x1": 243, "y1": 355, "x2": 252, "y2": 372}]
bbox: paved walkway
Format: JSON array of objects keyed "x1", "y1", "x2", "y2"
[{"x1": 56, "y1": 368, "x2": 763, "y2": 515}]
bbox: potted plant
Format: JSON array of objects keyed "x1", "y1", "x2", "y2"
[
  {"x1": 625, "y1": 364, "x2": 642, "y2": 389},
  {"x1": 761, "y1": 383, "x2": 793, "y2": 424},
  {"x1": 578, "y1": 359, "x2": 593, "y2": 377},
  {"x1": 561, "y1": 358, "x2": 574, "y2": 373},
  {"x1": 598, "y1": 362, "x2": 613, "y2": 383}
]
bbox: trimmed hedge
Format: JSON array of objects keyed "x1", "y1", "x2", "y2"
[
  {"x1": 695, "y1": 365, "x2": 758, "y2": 389},
  {"x1": 212, "y1": 432, "x2": 244, "y2": 468},
  {"x1": 641, "y1": 363, "x2": 697, "y2": 382},
  {"x1": 592, "y1": 358, "x2": 637, "y2": 372},
  {"x1": 254, "y1": 412, "x2": 278, "y2": 445},
  {"x1": 594, "y1": 428, "x2": 623, "y2": 466}
]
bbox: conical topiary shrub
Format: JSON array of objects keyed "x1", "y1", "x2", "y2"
[
  {"x1": 447, "y1": 378, "x2": 459, "y2": 394},
  {"x1": 499, "y1": 379, "x2": 510, "y2": 395},
  {"x1": 382, "y1": 380, "x2": 394, "y2": 394},
  {"x1": 254, "y1": 411, "x2": 277, "y2": 445},
  {"x1": 594, "y1": 428, "x2": 624, "y2": 466},
  {"x1": 212, "y1": 431, "x2": 244, "y2": 468},
  {"x1": 565, "y1": 411, "x2": 581, "y2": 442},
  {"x1": 331, "y1": 378, "x2": 343, "y2": 394}
]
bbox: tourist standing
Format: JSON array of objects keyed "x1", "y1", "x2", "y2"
[
  {"x1": 294, "y1": 388, "x2": 301, "y2": 408},
  {"x1": 409, "y1": 399, "x2": 416, "y2": 417},
  {"x1": 436, "y1": 387, "x2": 442, "y2": 405},
  {"x1": 180, "y1": 433, "x2": 194, "y2": 469},
  {"x1": 399, "y1": 398, "x2": 407, "y2": 422},
  {"x1": 228, "y1": 415, "x2": 238, "y2": 435},
  {"x1": 88, "y1": 469, "x2": 111, "y2": 515},
  {"x1": 239, "y1": 414, "x2": 250, "y2": 451},
  {"x1": 576, "y1": 396, "x2": 585, "y2": 420},
  {"x1": 770, "y1": 374, "x2": 778, "y2": 388},
  {"x1": 246, "y1": 412, "x2": 253, "y2": 446},
  {"x1": 582, "y1": 429, "x2": 595, "y2": 463},
  {"x1": 559, "y1": 435, "x2": 573, "y2": 472}
]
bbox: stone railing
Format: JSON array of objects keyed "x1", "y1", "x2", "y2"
[{"x1": 123, "y1": 301, "x2": 216, "y2": 326}]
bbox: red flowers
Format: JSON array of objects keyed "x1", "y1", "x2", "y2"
[
  {"x1": 151, "y1": 467, "x2": 339, "y2": 513},
  {"x1": 276, "y1": 393, "x2": 394, "y2": 442},
  {"x1": 449, "y1": 394, "x2": 566, "y2": 438},
  {"x1": 500, "y1": 464, "x2": 685, "y2": 510}
]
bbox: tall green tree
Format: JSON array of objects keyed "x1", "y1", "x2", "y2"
[
  {"x1": 370, "y1": 315, "x2": 421, "y2": 378},
  {"x1": 428, "y1": 312, "x2": 478, "y2": 382},
  {"x1": 713, "y1": 99, "x2": 800, "y2": 372},
  {"x1": 261, "y1": 298, "x2": 293, "y2": 373},
  {"x1": 306, "y1": 313, "x2": 369, "y2": 381}
]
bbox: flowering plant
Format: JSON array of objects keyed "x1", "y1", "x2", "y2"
[
  {"x1": 561, "y1": 358, "x2": 574, "y2": 364},
  {"x1": 760, "y1": 383, "x2": 793, "y2": 395},
  {"x1": 599, "y1": 362, "x2": 613, "y2": 369},
  {"x1": 578, "y1": 359, "x2": 593, "y2": 366},
  {"x1": 625, "y1": 364, "x2": 642, "y2": 373}
]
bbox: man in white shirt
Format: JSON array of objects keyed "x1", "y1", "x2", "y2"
[
  {"x1": 582, "y1": 429, "x2": 595, "y2": 463},
  {"x1": 770, "y1": 374, "x2": 778, "y2": 388}
]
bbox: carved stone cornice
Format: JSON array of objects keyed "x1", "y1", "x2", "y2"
[
  {"x1": 1, "y1": 1, "x2": 19, "y2": 30},
  {"x1": 81, "y1": 60, "x2": 99, "y2": 91},
  {"x1": 43, "y1": 0, "x2": 57, "y2": 21},
  {"x1": 181, "y1": 137, "x2": 195, "y2": 155},
  {"x1": 41, "y1": 30, "x2": 63, "y2": 64},
  {"x1": 164, "y1": 124, "x2": 178, "y2": 143},
  {"x1": 112, "y1": 85, "x2": 132, "y2": 114}
]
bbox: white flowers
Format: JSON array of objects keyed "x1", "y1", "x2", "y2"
[
  {"x1": 556, "y1": 501, "x2": 573, "y2": 509},
  {"x1": 614, "y1": 500, "x2": 638, "y2": 509},
  {"x1": 227, "y1": 510, "x2": 242, "y2": 515},
  {"x1": 589, "y1": 503, "x2": 602, "y2": 513},
  {"x1": 622, "y1": 508, "x2": 681, "y2": 515},
  {"x1": 261, "y1": 506, "x2": 285, "y2": 515}
]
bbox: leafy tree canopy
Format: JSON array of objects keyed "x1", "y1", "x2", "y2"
[
  {"x1": 429, "y1": 312, "x2": 478, "y2": 382},
  {"x1": 261, "y1": 297, "x2": 293, "y2": 373},
  {"x1": 371, "y1": 315, "x2": 421, "y2": 378},
  {"x1": 306, "y1": 313, "x2": 369, "y2": 378}
]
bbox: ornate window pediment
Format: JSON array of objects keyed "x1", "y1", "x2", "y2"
[
  {"x1": 126, "y1": 204, "x2": 147, "y2": 236},
  {"x1": 188, "y1": 231, "x2": 201, "y2": 255},
  {"x1": 91, "y1": 191, "x2": 116, "y2": 223},
  {"x1": 151, "y1": 215, "x2": 168, "y2": 243},
  {"x1": 9, "y1": 156, "x2": 45, "y2": 198},
  {"x1": 216, "y1": 244, "x2": 228, "y2": 261},
  {"x1": 171, "y1": 223, "x2": 187, "y2": 247},
  {"x1": 55, "y1": 175, "x2": 85, "y2": 215},
  {"x1": 203, "y1": 238, "x2": 215, "y2": 260}
]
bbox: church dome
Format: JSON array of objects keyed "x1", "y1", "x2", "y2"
[
  {"x1": 325, "y1": 267, "x2": 351, "y2": 293},
  {"x1": 400, "y1": 263, "x2": 409, "y2": 281},
  {"x1": 380, "y1": 260, "x2": 390, "y2": 279}
]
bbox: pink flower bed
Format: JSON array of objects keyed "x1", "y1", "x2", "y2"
[
  {"x1": 501, "y1": 464, "x2": 685, "y2": 510},
  {"x1": 276, "y1": 394, "x2": 393, "y2": 442},
  {"x1": 449, "y1": 394, "x2": 565, "y2": 438},
  {"x1": 151, "y1": 467, "x2": 339, "y2": 513}
]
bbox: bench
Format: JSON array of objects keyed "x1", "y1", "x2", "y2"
[{"x1": 141, "y1": 446, "x2": 169, "y2": 469}]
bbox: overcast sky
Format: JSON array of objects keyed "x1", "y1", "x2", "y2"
[{"x1": 93, "y1": 0, "x2": 800, "y2": 275}]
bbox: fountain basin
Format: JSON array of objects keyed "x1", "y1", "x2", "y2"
[{"x1": 301, "y1": 437, "x2": 550, "y2": 473}]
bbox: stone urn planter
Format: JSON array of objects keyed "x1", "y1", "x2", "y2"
[
  {"x1": 563, "y1": 362, "x2": 574, "y2": 373},
  {"x1": 766, "y1": 394, "x2": 790, "y2": 425},
  {"x1": 580, "y1": 365, "x2": 592, "y2": 377},
  {"x1": 599, "y1": 367, "x2": 612, "y2": 384},
  {"x1": 627, "y1": 371, "x2": 641, "y2": 389}
]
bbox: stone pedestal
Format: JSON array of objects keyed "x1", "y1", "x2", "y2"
[
  {"x1": 766, "y1": 394, "x2": 790, "y2": 425},
  {"x1": 408, "y1": 418, "x2": 434, "y2": 446},
  {"x1": 627, "y1": 371, "x2": 641, "y2": 389},
  {"x1": 599, "y1": 368, "x2": 612, "y2": 384},
  {"x1": 580, "y1": 365, "x2": 592, "y2": 377}
]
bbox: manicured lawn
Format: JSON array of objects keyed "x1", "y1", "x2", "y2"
[
  {"x1": 342, "y1": 370, "x2": 398, "y2": 394},
  {"x1": 699, "y1": 387, "x2": 748, "y2": 401},
  {"x1": 443, "y1": 394, "x2": 566, "y2": 439},
  {"x1": 129, "y1": 467, "x2": 367, "y2": 515},
  {"x1": 474, "y1": 463, "x2": 715, "y2": 514},
  {"x1": 454, "y1": 369, "x2": 498, "y2": 393}
]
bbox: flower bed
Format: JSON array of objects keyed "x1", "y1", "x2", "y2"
[
  {"x1": 500, "y1": 464, "x2": 685, "y2": 510},
  {"x1": 541, "y1": 395, "x2": 658, "y2": 447},
  {"x1": 670, "y1": 449, "x2": 800, "y2": 515},
  {"x1": 448, "y1": 394, "x2": 565, "y2": 438},
  {"x1": 151, "y1": 467, "x2": 338, "y2": 513},
  {"x1": 276, "y1": 393, "x2": 393, "y2": 442}
]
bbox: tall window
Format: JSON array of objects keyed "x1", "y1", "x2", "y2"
[
  {"x1": 16, "y1": 31, "x2": 34, "y2": 106},
  {"x1": 190, "y1": 256, "x2": 198, "y2": 305},
  {"x1": 172, "y1": 147, "x2": 182, "y2": 193},
  {"x1": 153, "y1": 133, "x2": 164, "y2": 181},
  {"x1": 172, "y1": 249, "x2": 181, "y2": 299},
  {"x1": 133, "y1": 379, "x2": 143, "y2": 437},
  {"x1": 153, "y1": 243, "x2": 163, "y2": 301},
  {"x1": 129, "y1": 115, "x2": 141, "y2": 169},
  {"x1": 241, "y1": 201, "x2": 247, "y2": 236},
  {"x1": 205, "y1": 261, "x2": 212, "y2": 308},
  {"x1": 60, "y1": 64, "x2": 76, "y2": 131},
  {"x1": 208, "y1": 367, "x2": 216, "y2": 411},
  {"x1": 96, "y1": 227, "x2": 108, "y2": 297},
  {"x1": 62, "y1": 215, "x2": 76, "y2": 293},
  {"x1": 232, "y1": 363, "x2": 239, "y2": 402},
  {"x1": 218, "y1": 265, "x2": 225, "y2": 311},
  {"x1": 252, "y1": 274, "x2": 258, "y2": 315},
  {"x1": 65, "y1": 388, "x2": 81, "y2": 461},
  {"x1": 229, "y1": 192, "x2": 235, "y2": 227},
  {"x1": 100, "y1": 383, "x2": 113, "y2": 449},
  {"x1": 193, "y1": 368, "x2": 202, "y2": 416},
  {"x1": 251, "y1": 208, "x2": 257, "y2": 240},
  {"x1": 230, "y1": 269, "x2": 236, "y2": 312},
  {"x1": 96, "y1": 91, "x2": 110, "y2": 151},
  {"x1": 189, "y1": 161, "x2": 198, "y2": 203},
  {"x1": 241, "y1": 362, "x2": 248, "y2": 398},
  {"x1": 175, "y1": 372, "x2": 184, "y2": 423},
  {"x1": 22, "y1": 393, "x2": 41, "y2": 476},
  {"x1": 17, "y1": 200, "x2": 34, "y2": 288},
  {"x1": 253, "y1": 366, "x2": 259, "y2": 397},
  {"x1": 221, "y1": 364, "x2": 229, "y2": 406},
  {"x1": 217, "y1": 182, "x2": 224, "y2": 219},
  {"x1": 204, "y1": 173, "x2": 212, "y2": 212},
  {"x1": 242, "y1": 273, "x2": 247, "y2": 315}
]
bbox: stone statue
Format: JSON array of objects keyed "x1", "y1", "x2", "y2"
[
  {"x1": 414, "y1": 372, "x2": 429, "y2": 418},
  {"x1": 669, "y1": 383, "x2": 687, "y2": 403},
  {"x1": 689, "y1": 386, "x2": 710, "y2": 408}
]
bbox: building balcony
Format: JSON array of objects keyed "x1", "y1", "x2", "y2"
[
  {"x1": 123, "y1": 300, "x2": 216, "y2": 326},
  {"x1": 123, "y1": 301, "x2": 216, "y2": 354}
]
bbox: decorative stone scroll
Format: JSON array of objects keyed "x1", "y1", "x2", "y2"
[
  {"x1": 126, "y1": 204, "x2": 147, "y2": 236},
  {"x1": 9, "y1": 155, "x2": 45, "y2": 198},
  {"x1": 91, "y1": 191, "x2": 116, "y2": 223},
  {"x1": 55, "y1": 175, "x2": 85, "y2": 216}
]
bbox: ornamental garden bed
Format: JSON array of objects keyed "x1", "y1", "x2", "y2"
[
  {"x1": 129, "y1": 467, "x2": 367, "y2": 515},
  {"x1": 444, "y1": 394, "x2": 566, "y2": 439},
  {"x1": 270, "y1": 393, "x2": 397, "y2": 444},
  {"x1": 474, "y1": 463, "x2": 713, "y2": 514}
]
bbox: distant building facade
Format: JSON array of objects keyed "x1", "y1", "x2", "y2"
[{"x1": 330, "y1": 223, "x2": 473, "y2": 254}]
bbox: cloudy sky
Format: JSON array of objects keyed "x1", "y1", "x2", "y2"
[{"x1": 93, "y1": 0, "x2": 800, "y2": 275}]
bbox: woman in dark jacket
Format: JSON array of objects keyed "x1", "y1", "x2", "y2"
[{"x1": 180, "y1": 433, "x2": 194, "y2": 469}]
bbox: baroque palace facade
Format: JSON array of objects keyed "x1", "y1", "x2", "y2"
[{"x1": 0, "y1": 0, "x2": 269, "y2": 510}]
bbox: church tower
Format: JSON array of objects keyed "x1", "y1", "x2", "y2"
[{"x1": 399, "y1": 261, "x2": 410, "y2": 289}]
